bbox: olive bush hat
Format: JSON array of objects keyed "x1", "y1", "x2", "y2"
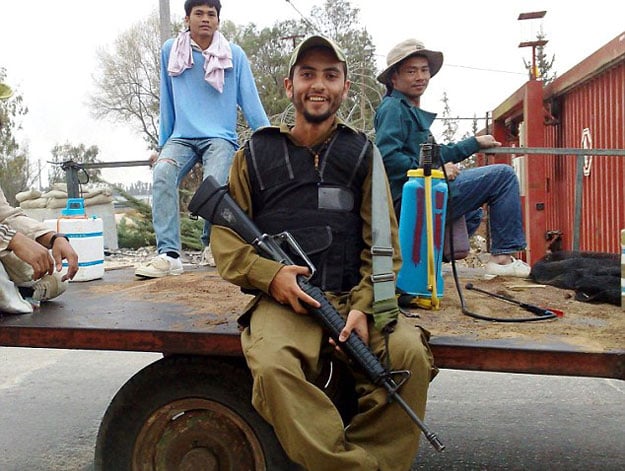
[
  {"x1": 376, "y1": 39, "x2": 444, "y2": 84},
  {"x1": 288, "y1": 35, "x2": 347, "y2": 75},
  {"x1": 0, "y1": 83, "x2": 13, "y2": 100}
]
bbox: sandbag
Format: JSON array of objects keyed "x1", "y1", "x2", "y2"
[
  {"x1": 41, "y1": 189, "x2": 68, "y2": 200},
  {"x1": 84, "y1": 188, "x2": 112, "y2": 199},
  {"x1": 84, "y1": 194, "x2": 113, "y2": 206},
  {"x1": 20, "y1": 197, "x2": 48, "y2": 209},
  {"x1": 51, "y1": 183, "x2": 68, "y2": 192},
  {"x1": 15, "y1": 189, "x2": 42, "y2": 202},
  {"x1": 46, "y1": 198, "x2": 68, "y2": 209}
]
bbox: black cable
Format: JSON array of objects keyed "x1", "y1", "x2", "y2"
[{"x1": 438, "y1": 147, "x2": 556, "y2": 322}]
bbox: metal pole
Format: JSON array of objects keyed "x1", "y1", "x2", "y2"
[
  {"x1": 61, "y1": 162, "x2": 82, "y2": 199},
  {"x1": 159, "y1": 0, "x2": 172, "y2": 45},
  {"x1": 484, "y1": 147, "x2": 625, "y2": 156},
  {"x1": 573, "y1": 155, "x2": 585, "y2": 250}
]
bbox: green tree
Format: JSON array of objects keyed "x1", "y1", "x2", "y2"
[
  {"x1": 439, "y1": 92, "x2": 459, "y2": 144},
  {"x1": 0, "y1": 68, "x2": 33, "y2": 205},
  {"x1": 222, "y1": 19, "x2": 303, "y2": 121},
  {"x1": 48, "y1": 142, "x2": 101, "y2": 187},
  {"x1": 90, "y1": 12, "x2": 162, "y2": 149},
  {"x1": 460, "y1": 114, "x2": 480, "y2": 168},
  {"x1": 311, "y1": 0, "x2": 382, "y2": 134}
]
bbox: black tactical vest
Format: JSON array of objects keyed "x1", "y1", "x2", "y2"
[{"x1": 244, "y1": 126, "x2": 372, "y2": 292}]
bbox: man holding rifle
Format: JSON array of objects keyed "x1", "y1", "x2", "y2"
[{"x1": 209, "y1": 36, "x2": 437, "y2": 470}]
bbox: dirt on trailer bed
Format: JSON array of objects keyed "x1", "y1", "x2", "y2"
[
  {"x1": 95, "y1": 262, "x2": 624, "y2": 353},
  {"x1": 90, "y1": 270, "x2": 253, "y2": 326},
  {"x1": 416, "y1": 275, "x2": 624, "y2": 352}
]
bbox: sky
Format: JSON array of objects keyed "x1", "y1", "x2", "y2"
[{"x1": 1, "y1": 0, "x2": 623, "y2": 187}]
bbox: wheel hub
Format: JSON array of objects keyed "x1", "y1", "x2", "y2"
[{"x1": 132, "y1": 398, "x2": 265, "y2": 470}]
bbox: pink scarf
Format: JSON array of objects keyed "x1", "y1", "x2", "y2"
[{"x1": 167, "y1": 31, "x2": 233, "y2": 93}]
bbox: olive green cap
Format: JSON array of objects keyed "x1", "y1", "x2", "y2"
[{"x1": 288, "y1": 35, "x2": 347, "y2": 75}]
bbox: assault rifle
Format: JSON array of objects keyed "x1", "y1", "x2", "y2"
[{"x1": 189, "y1": 176, "x2": 445, "y2": 452}]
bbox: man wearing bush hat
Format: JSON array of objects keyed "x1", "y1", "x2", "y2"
[
  {"x1": 375, "y1": 38, "x2": 531, "y2": 280},
  {"x1": 377, "y1": 38, "x2": 444, "y2": 85}
]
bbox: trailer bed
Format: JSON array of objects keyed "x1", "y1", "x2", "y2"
[{"x1": 1, "y1": 266, "x2": 623, "y2": 380}]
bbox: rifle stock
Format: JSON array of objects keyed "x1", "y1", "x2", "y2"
[{"x1": 189, "y1": 176, "x2": 444, "y2": 452}]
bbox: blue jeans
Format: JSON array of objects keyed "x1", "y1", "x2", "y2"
[
  {"x1": 453, "y1": 207, "x2": 483, "y2": 238},
  {"x1": 448, "y1": 164, "x2": 526, "y2": 255},
  {"x1": 152, "y1": 137, "x2": 236, "y2": 255}
]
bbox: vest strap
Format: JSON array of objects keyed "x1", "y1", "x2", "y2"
[{"x1": 371, "y1": 145, "x2": 399, "y2": 329}]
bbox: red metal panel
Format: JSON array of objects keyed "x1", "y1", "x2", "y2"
[
  {"x1": 489, "y1": 32, "x2": 625, "y2": 256},
  {"x1": 552, "y1": 64, "x2": 625, "y2": 254}
]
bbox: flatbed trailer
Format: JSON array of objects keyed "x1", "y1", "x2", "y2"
[{"x1": 1, "y1": 266, "x2": 623, "y2": 470}]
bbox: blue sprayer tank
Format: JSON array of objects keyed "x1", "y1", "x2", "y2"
[{"x1": 397, "y1": 168, "x2": 448, "y2": 298}]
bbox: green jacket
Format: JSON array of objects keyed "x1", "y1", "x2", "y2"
[{"x1": 374, "y1": 89, "x2": 480, "y2": 204}]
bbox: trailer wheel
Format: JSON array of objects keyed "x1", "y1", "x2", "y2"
[{"x1": 94, "y1": 355, "x2": 296, "y2": 471}]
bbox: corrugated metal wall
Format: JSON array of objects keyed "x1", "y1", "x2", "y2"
[
  {"x1": 545, "y1": 63, "x2": 625, "y2": 253},
  {"x1": 492, "y1": 32, "x2": 625, "y2": 256}
]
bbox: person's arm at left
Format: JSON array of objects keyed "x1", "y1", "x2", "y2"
[
  {"x1": 234, "y1": 47, "x2": 270, "y2": 130},
  {"x1": 6, "y1": 232, "x2": 54, "y2": 280},
  {"x1": 35, "y1": 232, "x2": 79, "y2": 280},
  {"x1": 4, "y1": 230, "x2": 78, "y2": 281},
  {"x1": 1, "y1": 188, "x2": 78, "y2": 280}
]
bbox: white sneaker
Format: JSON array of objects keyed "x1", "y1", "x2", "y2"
[
  {"x1": 32, "y1": 272, "x2": 68, "y2": 302},
  {"x1": 484, "y1": 257, "x2": 531, "y2": 280},
  {"x1": 135, "y1": 254, "x2": 183, "y2": 278},
  {"x1": 199, "y1": 246, "x2": 216, "y2": 267}
]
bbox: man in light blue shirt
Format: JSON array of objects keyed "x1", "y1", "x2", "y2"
[{"x1": 136, "y1": 0, "x2": 269, "y2": 278}]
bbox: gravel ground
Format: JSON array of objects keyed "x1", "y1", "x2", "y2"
[{"x1": 103, "y1": 247, "x2": 206, "y2": 270}]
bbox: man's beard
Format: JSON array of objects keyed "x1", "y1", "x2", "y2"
[
  {"x1": 302, "y1": 109, "x2": 335, "y2": 124},
  {"x1": 292, "y1": 85, "x2": 341, "y2": 124}
]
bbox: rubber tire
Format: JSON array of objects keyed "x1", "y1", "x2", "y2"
[{"x1": 94, "y1": 355, "x2": 296, "y2": 471}]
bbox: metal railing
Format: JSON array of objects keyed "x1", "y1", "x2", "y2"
[
  {"x1": 61, "y1": 160, "x2": 152, "y2": 198},
  {"x1": 481, "y1": 146, "x2": 625, "y2": 251},
  {"x1": 484, "y1": 147, "x2": 625, "y2": 156}
]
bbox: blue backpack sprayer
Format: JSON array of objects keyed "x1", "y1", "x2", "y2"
[
  {"x1": 396, "y1": 140, "x2": 562, "y2": 321},
  {"x1": 396, "y1": 140, "x2": 447, "y2": 310}
]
